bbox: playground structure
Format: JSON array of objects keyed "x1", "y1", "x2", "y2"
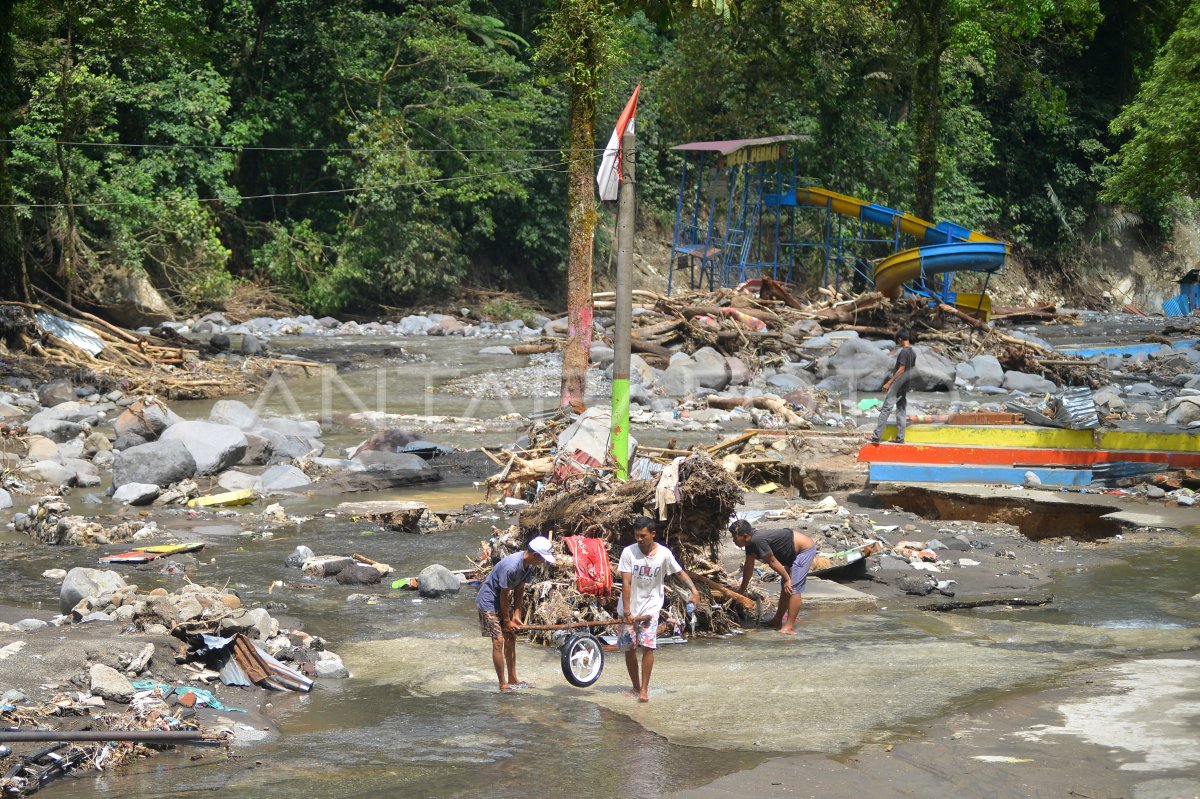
[{"x1": 666, "y1": 136, "x2": 1009, "y2": 315}]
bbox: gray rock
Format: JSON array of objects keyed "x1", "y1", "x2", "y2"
[
  {"x1": 112, "y1": 401, "x2": 172, "y2": 441},
  {"x1": 259, "y1": 429, "x2": 323, "y2": 460},
  {"x1": 766, "y1": 373, "x2": 810, "y2": 392},
  {"x1": 418, "y1": 564, "x2": 462, "y2": 598},
  {"x1": 285, "y1": 545, "x2": 314, "y2": 568},
  {"x1": 60, "y1": 567, "x2": 127, "y2": 614},
  {"x1": 18, "y1": 460, "x2": 75, "y2": 486},
  {"x1": 113, "y1": 433, "x2": 149, "y2": 451},
  {"x1": 89, "y1": 664, "x2": 134, "y2": 703},
  {"x1": 660, "y1": 363, "x2": 699, "y2": 396},
  {"x1": 209, "y1": 399, "x2": 262, "y2": 431},
  {"x1": 243, "y1": 608, "x2": 278, "y2": 640},
  {"x1": 691, "y1": 347, "x2": 731, "y2": 390},
  {"x1": 1003, "y1": 371, "x2": 1057, "y2": 394},
  {"x1": 25, "y1": 418, "x2": 83, "y2": 442},
  {"x1": 260, "y1": 464, "x2": 311, "y2": 490},
  {"x1": 217, "y1": 470, "x2": 263, "y2": 492},
  {"x1": 629, "y1": 354, "x2": 658, "y2": 388},
  {"x1": 302, "y1": 556, "x2": 355, "y2": 578},
  {"x1": 968, "y1": 355, "x2": 1005, "y2": 387},
  {"x1": 0, "y1": 489, "x2": 11, "y2": 510},
  {"x1": 589, "y1": 346, "x2": 615, "y2": 366},
  {"x1": 240, "y1": 335, "x2": 264, "y2": 356},
  {"x1": 726, "y1": 356, "x2": 751, "y2": 386},
  {"x1": 112, "y1": 438, "x2": 197, "y2": 488},
  {"x1": 1166, "y1": 396, "x2": 1200, "y2": 426},
  {"x1": 160, "y1": 421, "x2": 248, "y2": 474},
  {"x1": 261, "y1": 417, "x2": 321, "y2": 439},
  {"x1": 1145, "y1": 485, "x2": 1166, "y2": 499},
  {"x1": 37, "y1": 380, "x2": 76, "y2": 407},
  {"x1": 314, "y1": 651, "x2": 349, "y2": 679},
  {"x1": 824, "y1": 339, "x2": 892, "y2": 392},
  {"x1": 909, "y1": 345, "x2": 955, "y2": 391},
  {"x1": 112, "y1": 482, "x2": 161, "y2": 506},
  {"x1": 13, "y1": 618, "x2": 48, "y2": 631},
  {"x1": 479, "y1": 345, "x2": 513, "y2": 355},
  {"x1": 80, "y1": 611, "x2": 113, "y2": 623},
  {"x1": 1023, "y1": 470, "x2": 1042, "y2": 487},
  {"x1": 1, "y1": 689, "x2": 27, "y2": 705},
  {"x1": 240, "y1": 433, "x2": 273, "y2": 465},
  {"x1": 1126, "y1": 382, "x2": 1159, "y2": 397},
  {"x1": 335, "y1": 564, "x2": 384, "y2": 585},
  {"x1": 83, "y1": 431, "x2": 112, "y2": 453},
  {"x1": 352, "y1": 451, "x2": 430, "y2": 471}
]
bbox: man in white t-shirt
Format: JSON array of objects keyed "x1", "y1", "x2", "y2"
[{"x1": 618, "y1": 516, "x2": 700, "y2": 703}]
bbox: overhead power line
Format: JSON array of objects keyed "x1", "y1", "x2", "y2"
[
  {"x1": 1, "y1": 156, "x2": 591, "y2": 210},
  {"x1": 1, "y1": 137, "x2": 607, "y2": 155}
]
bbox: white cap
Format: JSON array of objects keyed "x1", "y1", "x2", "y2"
[{"x1": 528, "y1": 536, "x2": 556, "y2": 564}]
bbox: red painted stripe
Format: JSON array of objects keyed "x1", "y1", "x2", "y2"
[{"x1": 857, "y1": 442, "x2": 1200, "y2": 468}]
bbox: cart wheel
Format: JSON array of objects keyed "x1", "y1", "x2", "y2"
[{"x1": 560, "y1": 632, "x2": 605, "y2": 687}]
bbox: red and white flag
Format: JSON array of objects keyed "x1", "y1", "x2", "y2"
[{"x1": 596, "y1": 84, "x2": 640, "y2": 202}]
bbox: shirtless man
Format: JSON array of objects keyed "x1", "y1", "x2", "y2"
[{"x1": 730, "y1": 520, "x2": 816, "y2": 634}]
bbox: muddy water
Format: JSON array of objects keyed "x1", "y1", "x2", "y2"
[{"x1": 17, "y1": 340, "x2": 1200, "y2": 797}]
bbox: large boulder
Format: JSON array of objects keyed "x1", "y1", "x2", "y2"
[
  {"x1": 260, "y1": 464, "x2": 311, "y2": 491},
  {"x1": 90, "y1": 267, "x2": 174, "y2": 328},
  {"x1": 160, "y1": 421, "x2": 247, "y2": 474},
  {"x1": 37, "y1": 380, "x2": 76, "y2": 407},
  {"x1": 1166, "y1": 396, "x2": 1200, "y2": 426},
  {"x1": 18, "y1": 460, "x2": 76, "y2": 486},
  {"x1": 823, "y1": 339, "x2": 892, "y2": 392},
  {"x1": 24, "y1": 418, "x2": 81, "y2": 443},
  {"x1": 629, "y1": 354, "x2": 658, "y2": 388},
  {"x1": 690, "y1": 347, "x2": 731, "y2": 390},
  {"x1": 335, "y1": 563, "x2": 384, "y2": 585},
  {"x1": 660, "y1": 361, "x2": 699, "y2": 396},
  {"x1": 1002, "y1": 371, "x2": 1057, "y2": 394},
  {"x1": 112, "y1": 397, "x2": 172, "y2": 441},
  {"x1": 112, "y1": 482, "x2": 160, "y2": 506},
  {"x1": 968, "y1": 355, "x2": 1005, "y2": 387},
  {"x1": 418, "y1": 564, "x2": 462, "y2": 598},
  {"x1": 209, "y1": 399, "x2": 262, "y2": 431},
  {"x1": 351, "y1": 451, "x2": 429, "y2": 471},
  {"x1": 60, "y1": 567, "x2": 127, "y2": 614},
  {"x1": 112, "y1": 439, "x2": 197, "y2": 488},
  {"x1": 908, "y1": 345, "x2": 955, "y2": 391},
  {"x1": 89, "y1": 664, "x2": 135, "y2": 703},
  {"x1": 259, "y1": 428, "x2": 323, "y2": 460}
]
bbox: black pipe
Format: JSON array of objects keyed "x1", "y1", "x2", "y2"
[{"x1": 0, "y1": 729, "x2": 216, "y2": 743}]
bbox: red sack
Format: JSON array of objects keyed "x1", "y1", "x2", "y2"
[{"x1": 563, "y1": 535, "x2": 613, "y2": 596}]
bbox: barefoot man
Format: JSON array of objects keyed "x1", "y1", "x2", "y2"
[
  {"x1": 730, "y1": 520, "x2": 816, "y2": 634},
  {"x1": 618, "y1": 517, "x2": 700, "y2": 703},
  {"x1": 476, "y1": 536, "x2": 556, "y2": 692}
]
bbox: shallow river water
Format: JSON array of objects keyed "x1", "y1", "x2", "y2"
[{"x1": 7, "y1": 335, "x2": 1199, "y2": 797}]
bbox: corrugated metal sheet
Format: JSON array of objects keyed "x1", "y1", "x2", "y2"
[
  {"x1": 1163, "y1": 294, "x2": 1192, "y2": 317},
  {"x1": 34, "y1": 311, "x2": 105, "y2": 356},
  {"x1": 1055, "y1": 386, "x2": 1100, "y2": 430}
]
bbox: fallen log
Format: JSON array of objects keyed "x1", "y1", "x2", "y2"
[
  {"x1": 758, "y1": 276, "x2": 807, "y2": 310},
  {"x1": 936, "y1": 302, "x2": 989, "y2": 331},
  {"x1": 511, "y1": 343, "x2": 556, "y2": 355},
  {"x1": 692, "y1": 573, "x2": 757, "y2": 612},
  {"x1": 919, "y1": 596, "x2": 1053, "y2": 612},
  {"x1": 706, "y1": 395, "x2": 808, "y2": 427}
]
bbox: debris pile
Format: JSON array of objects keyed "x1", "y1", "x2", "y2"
[{"x1": 14, "y1": 497, "x2": 156, "y2": 545}]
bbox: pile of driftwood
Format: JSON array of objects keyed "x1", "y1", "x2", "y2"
[
  {"x1": 0, "y1": 300, "x2": 313, "y2": 399},
  {"x1": 0, "y1": 694, "x2": 223, "y2": 796},
  {"x1": 474, "y1": 451, "x2": 760, "y2": 643}
]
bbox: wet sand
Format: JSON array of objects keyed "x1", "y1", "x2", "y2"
[{"x1": 671, "y1": 654, "x2": 1200, "y2": 799}]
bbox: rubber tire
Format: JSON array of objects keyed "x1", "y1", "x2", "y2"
[{"x1": 560, "y1": 632, "x2": 605, "y2": 688}]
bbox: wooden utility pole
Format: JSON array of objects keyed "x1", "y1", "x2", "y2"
[{"x1": 609, "y1": 130, "x2": 635, "y2": 479}]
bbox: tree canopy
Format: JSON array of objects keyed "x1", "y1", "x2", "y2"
[{"x1": 0, "y1": 0, "x2": 1194, "y2": 316}]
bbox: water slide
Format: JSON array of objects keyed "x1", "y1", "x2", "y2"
[{"x1": 770, "y1": 187, "x2": 1008, "y2": 300}]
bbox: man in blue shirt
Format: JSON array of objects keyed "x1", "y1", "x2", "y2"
[{"x1": 476, "y1": 536, "x2": 556, "y2": 692}]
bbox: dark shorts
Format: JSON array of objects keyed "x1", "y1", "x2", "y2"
[
  {"x1": 789, "y1": 547, "x2": 818, "y2": 593},
  {"x1": 478, "y1": 609, "x2": 503, "y2": 639}
]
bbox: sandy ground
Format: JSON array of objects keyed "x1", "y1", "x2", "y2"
[{"x1": 670, "y1": 653, "x2": 1200, "y2": 799}]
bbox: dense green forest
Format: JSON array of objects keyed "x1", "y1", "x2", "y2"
[{"x1": 0, "y1": 0, "x2": 1197, "y2": 317}]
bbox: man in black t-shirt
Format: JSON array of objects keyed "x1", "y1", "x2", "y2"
[
  {"x1": 730, "y1": 520, "x2": 816, "y2": 635},
  {"x1": 870, "y1": 329, "x2": 916, "y2": 444}
]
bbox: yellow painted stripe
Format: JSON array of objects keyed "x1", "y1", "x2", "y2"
[{"x1": 882, "y1": 425, "x2": 1200, "y2": 453}]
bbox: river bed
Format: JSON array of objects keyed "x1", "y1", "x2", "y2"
[{"x1": 6, "y1": 333, "x2": 1199, "y2": 798}]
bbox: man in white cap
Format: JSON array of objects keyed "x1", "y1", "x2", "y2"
[{"x1": 476, "y1": 536, "x2": 556, "y2": 692}]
